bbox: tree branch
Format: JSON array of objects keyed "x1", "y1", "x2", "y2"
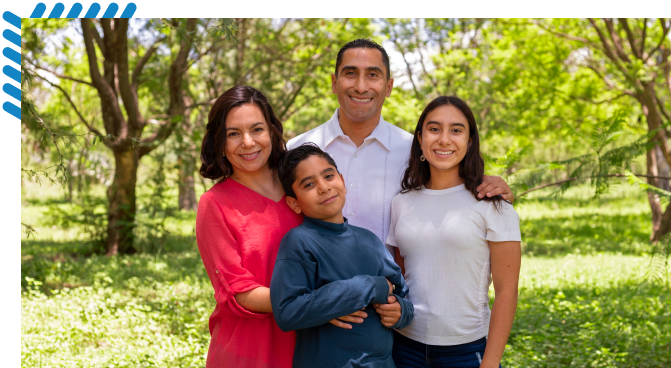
[
  {"x1": 644, "y1": 18, "x2": 671, "y2": 63},
  {"x1": 518, "y1": 173, "x2": 671, "y2": 197},
  {"x1": 34, "y1": 74, "x2": 107, "y2": 144},
  {"x1": 81, "y1": 18, "x2": 126, "y2": 138},
  {"x1": 113, "y1": 19, "x2": 142, "y2": 132},
  {"x1": 604, "y1": 18, "x2": 631, "y2": 62},
  {"x1": 30, "y1": 61, "x2": 93, "y2": 86},
  {"x1": 617, "y1": 18, "x2": 641, "y2": 59},
  {"x1": 131, "y1": 36, "x2": 164, "y2": 89}
]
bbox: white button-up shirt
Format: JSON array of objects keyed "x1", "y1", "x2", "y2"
[{"x1": 287, "y1": 108, "x2": 413, "y2": 255}]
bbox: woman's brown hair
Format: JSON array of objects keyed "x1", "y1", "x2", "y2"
[
  {"x1": 200, "y1": 85, "x2": 286, "y2": 180},
  {"x1": 401, "y1": 95, "x2": 504, "y2": 208}
]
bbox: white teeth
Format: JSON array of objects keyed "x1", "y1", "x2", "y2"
[
  {"x1": 240, "y1": 152, "x2": 259, "y2": 157},
  {"x1": 351, "y1": 97, "x2": 372, "y2": 102},
  {"x1": 435, "y1": 150, "x2": 454, "y2": 155}
]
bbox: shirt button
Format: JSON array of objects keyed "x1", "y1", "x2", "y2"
[
  {"x1": 215, "y1": 269, "x2": 219, "y2": 274},
  {"x1": 353, "y1": 153, "x2": 357, "y2": 158},
  {"x1": 350, "y1": 183, "x2": 355, "y2": 188},
  {"x1": 349, "y1": 212, "x2": 354, "y2": 217}
]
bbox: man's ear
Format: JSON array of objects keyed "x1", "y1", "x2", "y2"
[
  {"x1": 339, "y1": 173, "x2": 347, "y2": 194},
  {"x1": 285, "y1": 196, "x2": 302, "y2": 215},
  {"x1": 385, "y1": 77, "x2": 394, "y2": 97},
  {"x1": 331, "y1": 73, "x2": 337, "y2": 95}
]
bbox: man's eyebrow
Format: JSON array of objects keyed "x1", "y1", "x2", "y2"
[
  {"x1": 339, "y1": 65, "x2": 358, "y2": 74},
  {"x1": 298, "y1": 175, "x2": 315, "y2": 186},
  {"x1": 365, "y1": 66, "x2": 384, "y2": 74}
]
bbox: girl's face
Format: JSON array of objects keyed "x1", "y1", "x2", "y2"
[
  {"x1": 223, "y1": 103, "x2": 273, "y2": 176},
  {"x1": 418, "y1": 104, "x2": 471, "y2": 175}
]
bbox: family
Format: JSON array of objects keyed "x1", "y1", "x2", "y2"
[{"x1": 195, "y1": 39, "x2": 521, "y2": 368}]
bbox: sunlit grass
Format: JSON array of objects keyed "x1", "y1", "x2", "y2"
[{"x1": 21, "y1": 182, "x2": 671, "y2": 367}]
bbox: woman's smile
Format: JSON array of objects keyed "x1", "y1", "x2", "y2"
[
  {"x1": 239, "y1": 150, "x2": 261, "y2": 160},
  {"x1": 433, "y1": 149, "x2": 455, "y2": 158}
]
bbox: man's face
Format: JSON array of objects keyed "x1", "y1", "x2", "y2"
[
  {"x1": 331, "y1": 48, "x2": 394, "y2": 124},
  {"x1": 286, "y1": 155, "x2": 347, "y2": 224}
]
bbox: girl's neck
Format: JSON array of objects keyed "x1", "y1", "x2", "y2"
[
  {"x1": 230, "y1": 166, "x2": 284, "y2": 201},
  {"x1": 425, "y1": 166, "x2": 463, "y2": 190}
]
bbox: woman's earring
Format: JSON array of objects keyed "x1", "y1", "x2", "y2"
[
  {"x1": 420, "y1": 154, "x2": 426, "y2": 162},
  {"x1": 222, "y1": 153, "x2": 226, "y2": 157}
]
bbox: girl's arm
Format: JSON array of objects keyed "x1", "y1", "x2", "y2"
[{"x1": 480, "y1": 240, "x2": 521, "y2": 368}]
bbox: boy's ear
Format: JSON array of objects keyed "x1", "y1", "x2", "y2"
[
  {"x1": 339, "y1": 173, "x2": 347, "y2": 194},
  {"x1": 285, "y1": 196, "x2": 302, "y2": 215}
]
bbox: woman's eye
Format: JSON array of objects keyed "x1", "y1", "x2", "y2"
[
  {"x1": 254, "y1": 127, "x2": 264, "y2": 132},
  {"x1": 228, "y1": 132, "x2": 238, "y2": 137}
]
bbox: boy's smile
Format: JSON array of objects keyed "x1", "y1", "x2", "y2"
[{"x1": 286, "y1": 155, "x2": 347, "y2": 224}]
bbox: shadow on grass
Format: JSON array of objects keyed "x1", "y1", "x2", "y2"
[
  {"x1": 521, "y1": 212, "x2": 651, "y2": 256},
  {"x1": 506, "y1": 282, "x2": 671, "y2": 367},
  {"x1": 21, "y1": 234, "x2": 205, "y2": 292}
]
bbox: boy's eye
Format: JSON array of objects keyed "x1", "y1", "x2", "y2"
[
  {"x1": 325, "y1": 174, "x2": 334, "y2": 179},
  {"x1": 303, "y1": 182, "x2": 314, "y2": 189}
]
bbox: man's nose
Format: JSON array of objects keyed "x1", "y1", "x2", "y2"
[{"x1": 354, "y1": 74, "x2": 369, "y2": 94}]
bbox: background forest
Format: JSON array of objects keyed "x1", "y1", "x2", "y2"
[{"x1": 21, "y1": 18, "x2": 671, "y2": 367}]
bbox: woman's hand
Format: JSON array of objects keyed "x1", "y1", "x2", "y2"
[
  {"x1": 328, "y1": 309, "x2": 368, "y2": 329},
  {"x1": 477, "y1": 175, "x2": 514, "y2": 203},
  {"x1": 374, "y1": 295, "x2": 402, "y2": 328}
]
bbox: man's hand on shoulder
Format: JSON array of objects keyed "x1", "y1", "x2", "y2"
[
  {"x1": 477, "y1": 175, "x2": 514, "y2": 203},
  {"x1": 374, "y1": 295, "x2": 401, "y2": 328}
]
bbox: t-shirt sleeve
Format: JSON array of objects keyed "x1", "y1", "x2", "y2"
[
  {"x1": 386, "y1": 195, "x2": 400, "y2": 248},
  {"x1": 484, "y1": 200, "x2": 522, "y2": 242},
  {"x1": 196, "y1": 193, "x2": 267, "y2": 319}
]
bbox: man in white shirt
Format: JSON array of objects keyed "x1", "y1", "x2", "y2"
[{"x1": 287, "y1": 39, "x2": 513, "y2": 252}]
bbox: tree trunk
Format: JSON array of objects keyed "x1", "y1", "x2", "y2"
[
  {"x1": 178, "y1": 153, "x2": 197, "y2": 210},
  {"x1": 655, "y1": 145, "x2": 671, "y2": 191},
  {"x1": 647, "y1": 148, "x2": 664, "y2": 239},
  {"x1": 106, "y1": 148, "x2": 139, "y2": 255}
]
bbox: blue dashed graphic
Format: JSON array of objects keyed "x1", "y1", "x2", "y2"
[{"x1": 2, "y1": 3, "x2": 137, "y2": 120}]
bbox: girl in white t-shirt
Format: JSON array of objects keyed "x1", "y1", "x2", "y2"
[{"x1": 386, "y1": 96, "x2": 521, "y2": 368}]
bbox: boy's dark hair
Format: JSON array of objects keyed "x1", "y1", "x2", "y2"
[
  {"x1": 335, "y1": 38, "x2": 391, "y2": 80},
  {"x1": 279, "y1": 143, "x2": 339, "y2": 198}
]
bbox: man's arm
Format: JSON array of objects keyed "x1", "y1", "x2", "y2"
[
  {"x1": 477, "y1": 175, "x2": 514, "y2": 203},
  {"x1": 270, "y1": 259, "x2": 392, "y2": 332}
]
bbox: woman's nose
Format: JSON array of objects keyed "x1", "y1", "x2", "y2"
[{"x1": 241, "y1": 133, "x2": 254, "y2": 147}]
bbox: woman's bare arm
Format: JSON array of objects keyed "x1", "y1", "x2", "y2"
[
  {"x1": 480, "y1": 240, "x2": 521, "y2": 368},
  {"x1": 235, "y1": 287, "x2": 273, "y2": 313}
]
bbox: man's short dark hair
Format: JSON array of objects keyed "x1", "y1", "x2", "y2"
[
  {"x1": 335, "y1": 39, "x2": 391, "y2": 80},
  {"x1": 279, "y1": 143, "x2": 339, "y2": 198}
]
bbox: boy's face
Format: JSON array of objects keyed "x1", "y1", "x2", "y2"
[{"x1": 285, "y1": 155, "x2": 347, "y2": 224}]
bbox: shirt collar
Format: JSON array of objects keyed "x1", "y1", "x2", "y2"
[
  {"x1": 323, "y1": 108, "x2": 392, "y2": 151},
  {"x1": 303, "y1": 216, "x2": 349, "y2": 233}
]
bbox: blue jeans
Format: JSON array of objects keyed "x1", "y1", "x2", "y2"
[{"x1": 392, "y1": 331, "x2": 502, "y2": 368}]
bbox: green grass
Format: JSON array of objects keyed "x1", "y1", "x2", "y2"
[{"x1": 21, "y1": 181, "x2": 671, "y2": 367}]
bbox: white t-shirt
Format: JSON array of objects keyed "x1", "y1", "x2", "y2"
[
  {"x1": 386, "y1": 184, "x2": 521, "y2": 345},
  {"x1": 287, "y1": 108, "x2": 413, "y2": 252}
]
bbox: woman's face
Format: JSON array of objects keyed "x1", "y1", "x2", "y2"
[
  {"x1": 223, "y1": 103, "x2": 274, "y2": 176},
  {"x1": 418, "y1": 104, "x2": 471, "y2": 174}
]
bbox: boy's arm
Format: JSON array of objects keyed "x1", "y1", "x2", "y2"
[
  {"x1": 270, "y1": 259, "x2": 391, "y2": 332},
  {"x1": 374, "y1": 248, "x2": 414, "y2": 329}
]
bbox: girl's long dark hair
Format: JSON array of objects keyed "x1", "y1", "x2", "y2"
[
  {"x1": 199, "y1": 85, "x2": 286, "y2": 180},
  {"x1": 400, "y1": 95, "x2": 504, "y2": 208}
]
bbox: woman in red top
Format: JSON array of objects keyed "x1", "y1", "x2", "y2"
[{"x1": 196, "y1": 86, "x2": 360, "y2": 367}]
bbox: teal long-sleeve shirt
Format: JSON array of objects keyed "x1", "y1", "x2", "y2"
[{"x1": 270, "y1": 216, "x2": 414, "y2": 368}]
